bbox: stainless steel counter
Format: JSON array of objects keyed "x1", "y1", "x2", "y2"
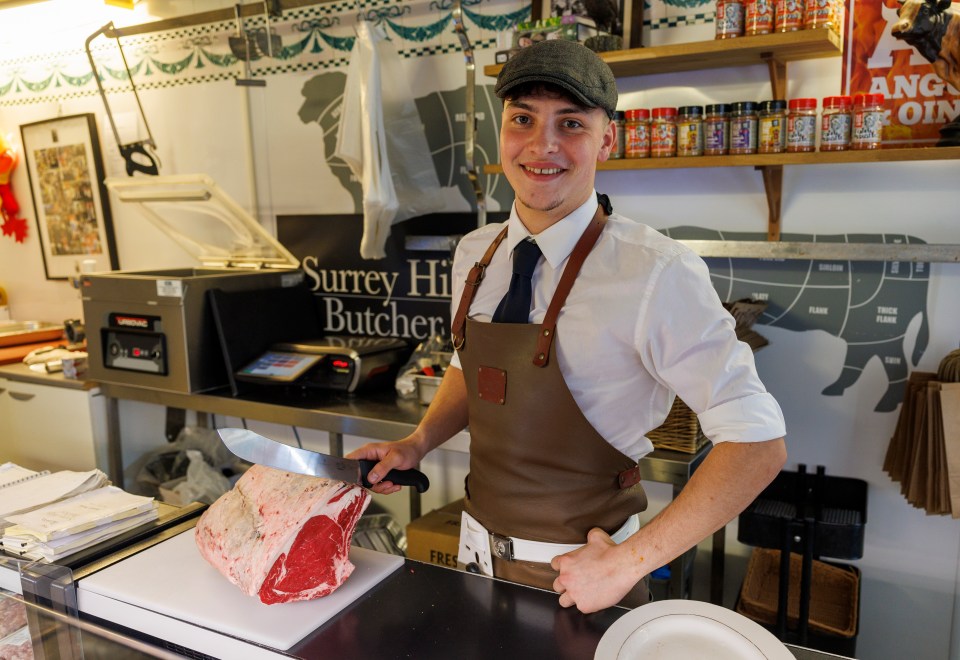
[
  {"x1": 72, "y1": 554, "x2": 849, "y2": 660},
  {"x1": 95, "y1": 381, "x2": 717, "y2": 602},
  {"x1": 0, "y1": 361, "x2": 97, "y2": 391}
]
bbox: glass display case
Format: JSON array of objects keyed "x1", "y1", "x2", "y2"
[{"x1": 0, "y1": 587, "x2": 179, "y2": 660}]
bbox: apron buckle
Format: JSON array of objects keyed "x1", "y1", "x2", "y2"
[{"x1": 490, "y1": 533, "x2": 514, "y2": 561}]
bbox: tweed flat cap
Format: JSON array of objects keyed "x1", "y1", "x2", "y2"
[{"x1": 495, "y1": 39, "x2": 618, "y2": 118}]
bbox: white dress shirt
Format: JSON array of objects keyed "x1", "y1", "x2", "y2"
[{"x1": 450, "y1": 193, "x2": 786, "y2": 461}]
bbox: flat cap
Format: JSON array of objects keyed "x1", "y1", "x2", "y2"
[{"x1": 495, "y1": 39, "x2": 618, "y2": 118}]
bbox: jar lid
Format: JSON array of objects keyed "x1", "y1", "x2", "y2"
[
  {"x1": 731, "y1": 101, "x2": 756, "y2": 113},
  {"x1": 758, "y1": 100, "x2": 787, "y2": 112},
  {"x1": 625, "y1": 108, "x2": 650, "y2": 120},
  {"x1": 788, "y1": 97, "x2": 818, "y2": 110},
  {"x1": 853, "y1": 93, "x2": 885, "y2": 106},
  {"x1": 651, "y1": 107, "x2": 677, "y2": 118},
  {"x1": 823, "y1": 95, "x2": 853, "y2": 109},
  {"x1": 678, "y1": 105, "x2": 704, "y2": 117},
  {"x1": 705, "y1": 103, "x2": 732, "y2": 114}
]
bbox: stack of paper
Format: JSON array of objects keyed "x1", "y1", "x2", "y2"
[
  {"x1": 0, "y1": 469, "x2": 110, "y2": 531},
  {"x1": 1, "y1": 486, "x2": 158, "y2": 562}
]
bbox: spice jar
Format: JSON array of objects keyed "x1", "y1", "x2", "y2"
[
  {"x1": 786, "y1": 97, "x2": 818, "y2": 152},
  {"x1": 758, "y1": 100, "x2": 787, "y2": 154},
  {"x1": 729, "y1": 101, "x2": 758, "y2": 155},
  {"x1": 804, "y1": 0, "x2": 840, "y2": 31},
  {"x1": 677, "y1": 106, "x2": 704, "y2": 157},
  {"x1": 746, "y1": 0, "x2": 775, "y2": 35},
  {"x1": 775, "y1": 0, "x2": 804, "y2": 31},
  {"x1": 852, "y1": 93, "x2": 885, "y2": 150},
  {"x1": 624, "y1": 109, "x2": 651, "y2": 158},
  {"x1": 651, "y1": 107, "x2": 678, "y2": 158},
  {"x1": 820, "y1": 95, "x2": 852, "y2": 151},
  {"x1": 716, "y1": 0, "x2": 745, "y2": 38},
  {"x1": 611, "y1": 111, "x2": 626, "y2": 159},
  {"x1": 704, "y1": 103, "x2": 731, "y2": 155}
]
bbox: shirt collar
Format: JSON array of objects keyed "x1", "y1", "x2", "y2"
[{"x1": 506, "y1": 193, "x2": 599, "y2": 269}]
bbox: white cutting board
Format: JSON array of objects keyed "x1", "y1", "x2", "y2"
[{"x1": 78, "y1": 529, "x2": 403, "y2": 651}]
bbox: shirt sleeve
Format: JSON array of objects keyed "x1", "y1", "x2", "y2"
[{"x1": 636, "y1": 249, "x2": 786, "y2": 444}]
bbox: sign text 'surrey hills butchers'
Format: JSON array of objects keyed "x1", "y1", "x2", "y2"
[{"x1": 301, "y1": 256, "x2": 452, "y2": 340}]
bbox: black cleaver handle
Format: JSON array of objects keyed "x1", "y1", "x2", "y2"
[{"x1": 358, "y1": 460, "x2": 430, "y2": 493}]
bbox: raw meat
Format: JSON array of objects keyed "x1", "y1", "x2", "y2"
[
  {"x1": 0, "y1": 597, "x2": 27, "y2": 638},
  {"x1": 0, "y1": 626, "x2": 32, "y2": 660},
  {"x1": 195, "y1": 465, "x2": 370, "y2": 604}
]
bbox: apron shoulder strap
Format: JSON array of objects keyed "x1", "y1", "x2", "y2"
[
  {"x1": 451, "y1": 225, "x2": 509, "y2": 349},
  {"x1": 532, "y1": 205, "x2": 608, "y2": 367}
]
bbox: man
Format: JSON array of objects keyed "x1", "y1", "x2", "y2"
[{"x1": 348, "y1": 39, "x2": 786, "y2": 613}]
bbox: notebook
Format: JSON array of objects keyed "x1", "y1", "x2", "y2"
[
  {"x1": 0, "y1": 469, "x2": 110, "y2": 525},
  {"x1": 0, "y1": 462, "x2": 50, "y2": 490}
]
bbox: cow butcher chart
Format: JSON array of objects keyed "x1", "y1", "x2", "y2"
[
  {"x1": 195, "y1": 465, "x2": 371, "y2": 604},
  {"x1": 663, "y1": 227, "x2": 931, "y2": 412}
]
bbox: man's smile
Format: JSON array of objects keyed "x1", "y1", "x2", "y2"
[{"x1": 522, "y1": 165, "x2": 565, "y2": 176}]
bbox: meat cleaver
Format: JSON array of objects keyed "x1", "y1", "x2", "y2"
[{"x1": 217, "y1": 428, "x2": 429, "y2": 493}]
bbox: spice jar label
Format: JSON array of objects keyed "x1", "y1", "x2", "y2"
[
  {"x1": 716, "y1": 0, "x2": 745, "y2": 37},
  {"x1": 821, "y1": 114, "x2": 852, "y2": 147},
  {"x1": 776, "y1": 0, "x2": 804, "y2": 29}
]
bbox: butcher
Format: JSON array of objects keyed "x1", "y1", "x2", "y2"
[{"x1": 348, "y1": 39, "x2": 787, "y2": 612}]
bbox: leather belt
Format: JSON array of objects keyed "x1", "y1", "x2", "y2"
[{"x1": 487, "y1": 514, "x2": 640, "y2": 564}]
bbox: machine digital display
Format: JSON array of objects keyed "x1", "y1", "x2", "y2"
[{"x1": 236, "y1": 351, "x2": 322, "y2": 383}]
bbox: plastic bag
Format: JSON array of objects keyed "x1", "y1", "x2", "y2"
[
  {"x1": 377, "y1": 31, "x2": 444, "y2": 224},
  {"x1": 125, "y1": 426, "x2": 245, "y2": 500},
  {"x1": 336, "y1": 22, "x2": 443, "y2": 260},
  {"x1": 171, "y1": 450, "x2": 233, "y2": 505}
]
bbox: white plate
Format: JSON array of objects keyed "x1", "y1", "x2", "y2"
[{"x1": 595, "y1": 599, "x2": 793, "y2": 660}]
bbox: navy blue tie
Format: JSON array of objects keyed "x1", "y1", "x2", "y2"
[{"x1": 493, "y1": 239, "x2": 543, "y2": 324}]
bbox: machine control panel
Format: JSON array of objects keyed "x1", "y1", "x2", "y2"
[{"x1": 101, "y1": 313, "x2": 168, "y2": 375}]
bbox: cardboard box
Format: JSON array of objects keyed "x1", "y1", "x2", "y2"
[
  {"x1": 158, "y1": 477, "x2": 188, "y2": 506},
  {"x1": 406, "y1": 499, "x2": 465, "y2": 569}
]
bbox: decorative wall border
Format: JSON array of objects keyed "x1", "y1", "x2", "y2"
[{"x1": 0, "y1": 0, "x2": 526, "y2": 107}]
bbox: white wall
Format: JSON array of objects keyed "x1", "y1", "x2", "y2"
[{"x1": 1, "y1": 2, "x2": 958, "y2": 659}]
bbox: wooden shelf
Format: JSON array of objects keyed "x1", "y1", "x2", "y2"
[
  {"x1": 483, "y1": 146, "x2": 959, "y2": 241},
  {"x1": 482, "y1": 30, "x2": 842, "y2": 80},
  {"x1": 481, "y1": 146, "x2": 960, "y2": 174}
]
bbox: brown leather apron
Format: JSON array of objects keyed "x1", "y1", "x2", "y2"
[{"x1": 451, "y1": 205, "x2": 650, "y2": 606}]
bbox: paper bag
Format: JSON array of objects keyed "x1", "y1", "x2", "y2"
[{"x1": 940, "y1": 383, "x2": 960, "y2": 518}]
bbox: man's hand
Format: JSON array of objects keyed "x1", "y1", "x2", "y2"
[
  {"x1": 550, "y1": 438, "x2": 786, "y2": 613},
  {"x1": 346, "y1": 366, "x2": 469, "y2": 495},
  {"x1": 346, "y1": 438, "x2": 425, "y2": 495},
  {"x1": 551, "y1": 528, "x2": 642, "y2": 613}
]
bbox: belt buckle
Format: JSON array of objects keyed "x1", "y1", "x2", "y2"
[{"x1": 490, "y1": 533, "x2": 514, "y2": 561}]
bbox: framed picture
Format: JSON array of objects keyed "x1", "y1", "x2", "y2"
[
  {"x1": 20, "y1": 113, "x2": 118, "y2": 280},
  {"x1": 532, "y1": 1, "x2": 643, "y2": 50}
]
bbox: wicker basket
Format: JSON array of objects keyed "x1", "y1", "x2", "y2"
[
  {"x1": 736, "y1": 548, "x2": 860, "y2": 638},
  {"x1": 723, "y1": 299, "x2": 770, "y2": 351},
  {"x1": 647, "y1": 397, "x2": 707, "y2": 454},
  {"x1": 647, "y1": 299, "x2": 769, "y2": 454}
]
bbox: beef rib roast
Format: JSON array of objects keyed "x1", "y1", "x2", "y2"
[{"x1": 195, "y1": 464, "x2": 371, "y2": 604}]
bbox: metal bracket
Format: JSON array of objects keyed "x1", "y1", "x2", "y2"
[
  {"x1": 84, "y1": 22, "x2": 161, "y2": 176},
  {"x1": 452, "y1": 0, "x2": 486, "y2": 228},
  {"x1": 165, "y1": 407, "x2": 186, "y2": 442}
]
